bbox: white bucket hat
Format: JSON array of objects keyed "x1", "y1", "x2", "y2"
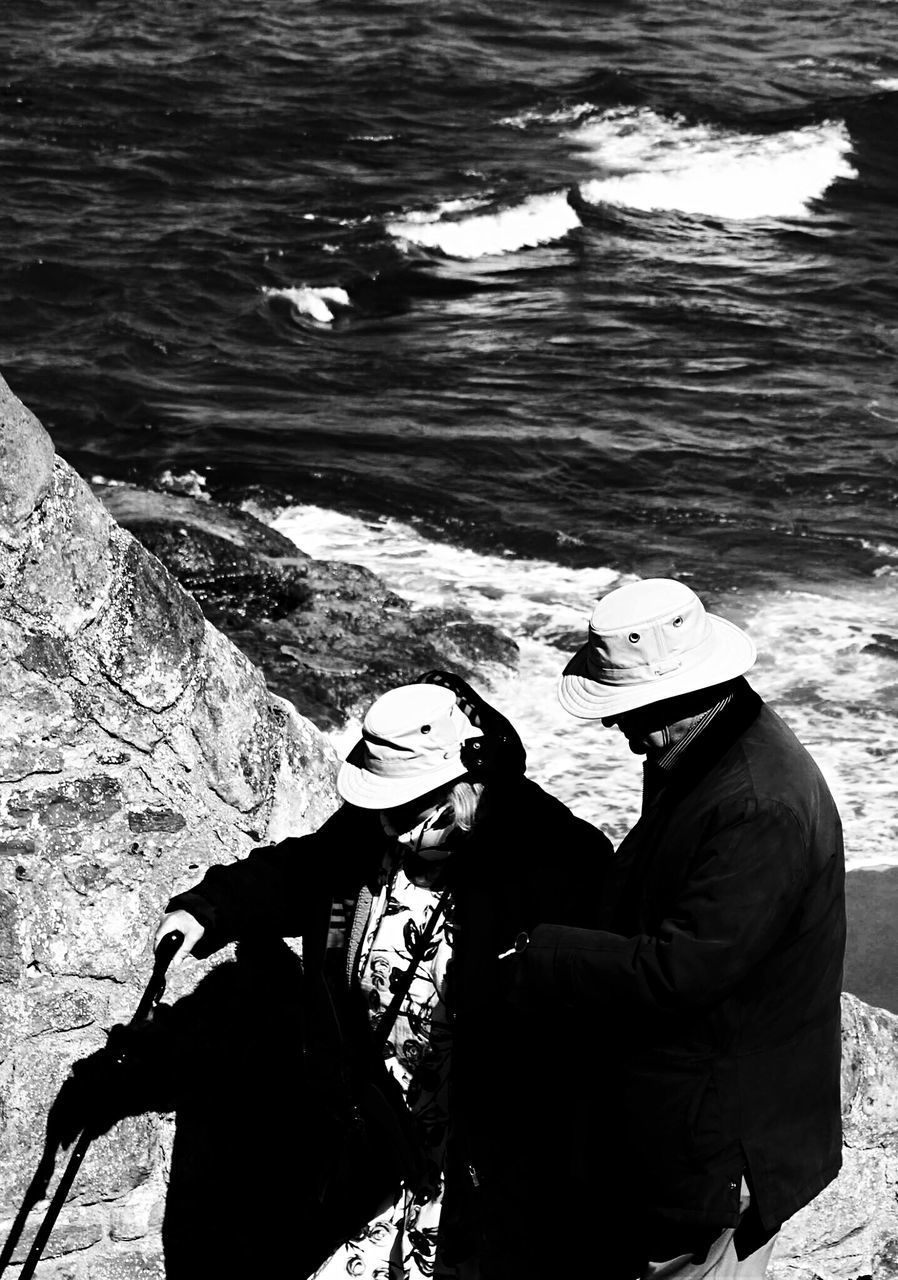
[
  {"x1": 337, "y1": 683, "x2": 483, "y2": 810},
  {"x1": 558, "y1": 578, "x2": 756, "y2": 721}
]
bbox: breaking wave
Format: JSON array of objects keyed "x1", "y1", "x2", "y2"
[
  {"x1": 386, "y1": 191, "x2": 582, "y2": 259},
  {"x1": 262, "y1": 284, "x2": 351, "y2": 323},
  {"x1": 261, "y1": 502, "x2": 898, "y2": 868},
  {"x1": 571, "y1": 108, "x2": 856, "y2": 219}
]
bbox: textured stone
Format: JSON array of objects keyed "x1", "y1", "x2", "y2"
[
  {"x1": 122, "y1": 519, "x2": 312, "y2": 624},
  {"x1": 189, "y1": 623, "x2": 280, "y2": 813},
  {"x1": 0, "y1": 375, "x2": 339, "y2": 1275},
  {"x1": 94, "y1": 482, "x2": 303, "y2": 560},
  {"x1": 94, "y1": 483, "x2": 519, "y2": 729},
  {"x1": 84, "y1": 1246, "x2": 165, "y2": 1279},
  {"x1": 73, "y1": 1115, "x2": 159, "y2": 1203},
  {"x1": 9, "y1": 776, "x2": 123, "y2": 831},
  {"x1": 25, "y1": 978, "x2": 99, "y2": 1036},
  {"x1": 108, "y1": 1195, "x2": 154, "y2": 1242},
  {"x1": 266, "y1": 695, "x2": 339, "y2": 843},
  {"x1": 126, "y1": 809, "x2": 185, "y2": 834},
  {"x1": 3, "y1": 466, "x2": 118, "y2": 634},
  {"x1": 0, "y1": 631, "x2": 79, "y2": 781},
  {"x1": 771, "y1": 994, "x2": 898, "y2": 1279},
  {"x1": 84, "y1": 537, "x2": 205, "y2": 713},
  {"x1": 0, "y1": 372, "x2": 55, "y2": 546},
  {"x1": 9, "y1": 1209, "x2": 104, "y2": 1264}
]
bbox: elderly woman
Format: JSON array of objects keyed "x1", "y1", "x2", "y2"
[{"x1": 155, "y1": 672, "x2": 610, "y2": 1280}]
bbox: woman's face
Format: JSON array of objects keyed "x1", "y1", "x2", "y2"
[{"x1": 380, "y1": 785, "x2": 455, "y2": 856}]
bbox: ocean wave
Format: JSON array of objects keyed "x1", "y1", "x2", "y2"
[
  {"x1": 572, "y1": 108, "x2": 857, "y2": 219},
  {"x1": 386, "y1": 191, "x2": 581, "y2": 259},
  {"x1": 861, "y1": 538, "x2": 898, "y2": 560},
  {"x1": 395, "y1": 198, "x2": 485, "y2": 225},
  {"x1": 260, "y1": 502, "x2": 898, "y2": 868},
  {"x1": 262, "y1": 284, "x2": 350, "y2": 323},
  {"x1": 267, "y1": 503, "x2": 620, "y2": 625},
  {"x1": 499, "y1": 102, "x2": 600, "y2": 129},
  {"x1": 874, "y1": 77, "x2": 898, "y2": 90}
]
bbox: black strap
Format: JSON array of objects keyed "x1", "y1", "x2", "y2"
[
  {"x1": 371, "y1": 887, "x2": 451, "y2": 1048},
  {"x1": 301, "y1": 883, "x2": 451, "y2": 1061}
]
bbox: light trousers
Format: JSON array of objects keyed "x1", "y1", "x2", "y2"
[{"x1": 641, "y1": 1182, "x2": 778, "y2": 1280}]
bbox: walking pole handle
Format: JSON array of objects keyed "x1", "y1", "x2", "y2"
[{"x1": 132, "y1": 930, "x2": 184, "y2": 1026}]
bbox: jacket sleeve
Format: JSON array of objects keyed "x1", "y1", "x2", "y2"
[
  {"x1": 166, "y1": 804, "x2": 368, "y2": 957},
  {"x1": 521, "y1": 797, "x2": 808, "y2": 1013}
]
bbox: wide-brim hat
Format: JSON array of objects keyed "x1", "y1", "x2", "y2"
[
  {"x1": 338, "y1": 683, "x2": 483, "y2": 810},
  {"x1": 558, "y1": 578, "x2": 756, "y2": 720}
]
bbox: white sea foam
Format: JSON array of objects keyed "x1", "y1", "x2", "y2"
[
  {"x1": 397, "y1": 198, "x2": 486, "y2": 226},
  {"x1": 573, "y1": 108, "x2": 856, "y2": 219},
  {"x1": 861, "y1": 538, "x2": 898, "y2": 559},
  {"x1": 263, "y1": 284, "x2": 350, "y2": 323},
  {"x1": 499, "y1": 102, "x2": 600, "y2": 129},
  {"x1": 874, "y1": 78, "x2": 898, "y2": 90},
  {"x1": 157, "y1": 468, "x2": 209, "y2": 499},
  {"x1": 387, "y1": 191, "x2": 581, "y2": 259},
  {"x1": 266, "y1": 503, "x2": 898, "y2": 871}
]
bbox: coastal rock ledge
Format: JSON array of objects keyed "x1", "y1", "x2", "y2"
[
  {"x1": 0, "y1": 370, "x2": 339, "y2": 1277},
  {"x1": 0, "y1": 373, "x2": 896, "y2": 1278}
]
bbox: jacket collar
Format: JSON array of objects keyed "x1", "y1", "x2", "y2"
[{"x1": 643, "y1": 678, "x2": 763, "y2": 808}]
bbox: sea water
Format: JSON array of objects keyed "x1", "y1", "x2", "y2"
[
  {"x1": 268, "y1": 503, "x2": 898, "y2": 871},
  {"x1": 4, "y1": 0, "x2": 898, "y2": 868}
]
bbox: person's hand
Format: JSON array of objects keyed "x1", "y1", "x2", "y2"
[{"x1": 154, "y1": 910, "x2": 204, "y2": 967}]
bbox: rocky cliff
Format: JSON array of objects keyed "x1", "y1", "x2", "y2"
[
  {"x1": 1, "y1": 373, "x2": 897, "y2": 1279},
  {"x1": 0, "y1": 371, "x2": 339, "y2": 1276},
  {"x1": 90, "y1": 480, "x2": 519, "y2": 731},
  {"x1": 772, "y1": 995, "x2": 898, "y2": 1279}
]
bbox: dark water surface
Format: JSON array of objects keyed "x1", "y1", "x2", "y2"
[
  {"x1": 3, "y1": 0, "x2": 898, "y2": 857},
  {"x1": 5, "y1": 0, "x2": 898, "y2": 582}
]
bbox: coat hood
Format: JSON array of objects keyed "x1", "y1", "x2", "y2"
[{"x1": 416, "y1": 670, "x2": 527, "y2": 783}]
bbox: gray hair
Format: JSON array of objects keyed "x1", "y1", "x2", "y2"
[{"x1": 446, "y1": 780, "x2": 485, "y2": 833}]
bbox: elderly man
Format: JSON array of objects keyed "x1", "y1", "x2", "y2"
[{"x1": 518, "y1": 578, "x2": 845, "y2": 1279}]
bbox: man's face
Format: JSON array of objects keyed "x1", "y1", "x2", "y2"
[
  {"x1": 602, "y1": 684, "x2": 729, "y2": 756},
  {"x1": 601, "y1": 706, "x2": 671, "y2": 756}
]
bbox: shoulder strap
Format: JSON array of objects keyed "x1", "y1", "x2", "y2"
[
  {"x1": 345, "y1": 886, "x2": 374, "y2": 987},
  {"x1": 371, "y1": 888, "x2": 451, "y2": 1049}
]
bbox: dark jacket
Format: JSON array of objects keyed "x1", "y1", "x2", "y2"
[
  {"x1": 168, "y1": 675, "x2": 612, "y2": 1275},
  {"x1": 522, "y1": 679, "x2": 845, "y2": 1256}
]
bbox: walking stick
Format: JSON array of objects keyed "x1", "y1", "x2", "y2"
[{"x1": 0, "y1": 931, "x2": 184, "y2": 1279}]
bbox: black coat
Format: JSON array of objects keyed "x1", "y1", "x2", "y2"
[
  {"x1": 169, "y1": 768, "x2": 611, "y2": 1274},
  {"x1": 521, "y1": 680, "x2": 846, "y2": 1257}
]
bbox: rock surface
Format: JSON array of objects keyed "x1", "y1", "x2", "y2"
[
  {"x1": 772, "y1": 994, "x2": 898, "y2": 1280},
  {"x1": 0, "y1": 372, "x2": 339, "y2": 1276},
  {"x1": 94, "y1": 483, "x2": 519, "y2": 729}
]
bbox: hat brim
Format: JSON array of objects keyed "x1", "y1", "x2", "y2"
[
  {"x1": 557, "y1": 614, "x2": 756, "y2": 721},
  {"x1": 337, "y1": 755, "x2": 471, "y2": 810}
]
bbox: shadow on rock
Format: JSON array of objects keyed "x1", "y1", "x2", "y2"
[
  {"x1": 161, "y1": 941, "x2": 339, "y2": 1278},
  {"x1": 26, "y1": 941, "x2": 337, "y2": 1279}
]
